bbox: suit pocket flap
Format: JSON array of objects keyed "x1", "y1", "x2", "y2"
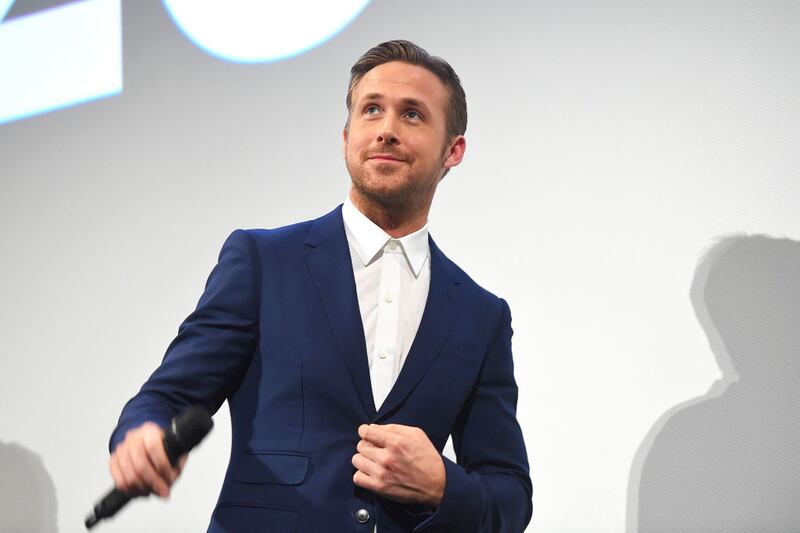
[{"x1": 234, "y1": 452, "x2": 309, "y2": 485}]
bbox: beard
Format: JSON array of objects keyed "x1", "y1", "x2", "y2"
[{"x1": 345, "y1": 146, "x2": 445, "y2": 210}]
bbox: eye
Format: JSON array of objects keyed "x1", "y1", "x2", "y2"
[
  {"x1": 364, "y1": 104, "x2": 381, "y2": 115},
  {"x1": 404, "y1": 109, "x2": 422, "y2": 120}
]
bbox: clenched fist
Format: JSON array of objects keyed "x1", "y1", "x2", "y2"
[
  {"x1": 352, "y1": 423, "x2": 445, "y2": 506},
  {"x1": 109, "y1": 422, "x2": 187, "y2": 498}
]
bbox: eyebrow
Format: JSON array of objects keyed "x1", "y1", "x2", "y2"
[{"x1": 359, "y1": 93, "x2": 432, "y2": 114}]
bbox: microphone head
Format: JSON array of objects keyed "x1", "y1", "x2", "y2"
[{"x1": 172, "y1": 405, "x2": 213, "y2": 452}]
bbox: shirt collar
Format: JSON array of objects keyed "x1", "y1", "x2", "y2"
[{"x1": 342, "y1": 196, "x2": 430, "y2": 277}]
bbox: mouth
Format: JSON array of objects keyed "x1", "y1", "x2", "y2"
[{"x1": 368, "y1": 153, "x2": 406, "y2": 163}]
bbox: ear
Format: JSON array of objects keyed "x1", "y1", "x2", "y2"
[
  {"x1": 442, "y1": 135, "x2": 466, "y2": 171},
  {"x1": 342, "y1": 127, "x2": 349, "y2": 157}
]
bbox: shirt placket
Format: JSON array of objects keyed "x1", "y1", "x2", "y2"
[{"x1": 371, "y1": 240, "x2": 402, "y2": 411}]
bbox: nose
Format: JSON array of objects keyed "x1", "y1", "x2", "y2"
[{"x1": 376, "y1": 115, "x2": 400, "y2": 145}]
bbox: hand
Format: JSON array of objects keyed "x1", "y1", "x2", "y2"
[
  {"x1": 352, "y1": 423, "x2": 445, "y2": 506},
  {"x1": 108, "y1": 421, "x2": 187, "y2": 498}
]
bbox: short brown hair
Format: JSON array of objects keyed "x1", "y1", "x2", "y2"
[{"x1": 346, "y1": 40, "x2": 467, "y2": 140}]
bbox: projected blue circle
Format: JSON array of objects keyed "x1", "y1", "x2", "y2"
[
  {"x1": 162, "y1": 0, "x2": 371, "y2": 63},
  {"x1": 0, "y1": 0, "x2": 14, "y2": 21}
]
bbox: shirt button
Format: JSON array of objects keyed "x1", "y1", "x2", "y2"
[
  {"x1": 355, "y1": 508, "x2": 370, "y2": 523},
  {"x1": 379, "y1": 350, "x2": 389, "y2": 359},
  {"x1": 388, "y1": 240, "x2": 398, "y2": 250},
  {"x1": 384, "y1": 294, "x2": 393, "y2": 303}
]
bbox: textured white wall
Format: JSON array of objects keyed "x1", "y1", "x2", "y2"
[{"x1": 1, "y1": 0, "x2": 799, "y2": 531}]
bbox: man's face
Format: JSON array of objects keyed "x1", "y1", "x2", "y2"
[{"x1": 344, "y1": 61, "x2": 465, "y2": 209}]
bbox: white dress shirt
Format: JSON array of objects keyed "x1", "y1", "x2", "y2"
[{"x1": 342, "y1": 196, "x2": 431, "y2": 411}]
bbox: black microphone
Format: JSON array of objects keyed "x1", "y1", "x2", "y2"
[{"x1": 85, "y1": 406, "x2": 214, "y2": 529}]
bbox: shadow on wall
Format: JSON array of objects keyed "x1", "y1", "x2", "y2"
[
  {"x1": 4, "y1": 0, "x2": 78, "y2": 21},
  {"x1": 5, "y1": 0, "x2": 75, "y2": 20},
  {"x1": 0, "y1": 441, "x2": 58, "y2": 532},
  {"x1": 627, "y1": 234, "x2": 800, "y2": 533}
]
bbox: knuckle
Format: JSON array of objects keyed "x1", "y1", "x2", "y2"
[
  {"x1": 116, "y1": 451, "x2": 130, "y2": 471},
  {"x1": 144, "y1": 436, "x2": 162, "y2": 454},
  {"x1": 129, "y1": 446, "x2": 144, "y2": 466},
  {"x1": 130, "y1": 460, "x2": 146, "y2": 478},
  {"x1": 146, "y1": 443, "x2": 167, "y2": 469},
  {"x1": 114, "y1": 442, "x2": 127, "y2": 457},
  {"x1": 120, "y1": 470, "x2": 137, "y2": 491},
  {"x1": 131, "y1": 457, "x2": 151, "y2": 482},
  {"x1": 144, "y1": 435, "x2": 160, "y2": 451}
]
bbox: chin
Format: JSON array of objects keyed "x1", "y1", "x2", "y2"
[{"x1": 356, "y1": 181, "x2": 413, "y2": 206}]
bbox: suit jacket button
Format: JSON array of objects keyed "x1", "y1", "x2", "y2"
[{"x1": 355, "y1": 508, "x2": 370, "y2": 523}]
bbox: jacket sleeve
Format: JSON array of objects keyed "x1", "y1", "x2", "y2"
[
  {"x1": 415, "y1": 298, "x2": 533, "y2": 532},
  {"x1": 109, "y1": 229, "x2": 261, "y2": 452}
]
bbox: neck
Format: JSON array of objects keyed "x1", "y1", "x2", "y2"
[{"x1": 348, "y1": 188, "x2": 429, "y2": 238}]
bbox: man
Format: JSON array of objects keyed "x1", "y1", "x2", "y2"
[{"x1": 109, "y1": 40, "x2": 532, "y2": 532}]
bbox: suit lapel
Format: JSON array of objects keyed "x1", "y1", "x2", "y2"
[
  {"x1": 304, "y1": 206, "x2": 377, "y2": 418},
  {"x1": 375, "y1": 238, "x2": 462, "y2": 420}
]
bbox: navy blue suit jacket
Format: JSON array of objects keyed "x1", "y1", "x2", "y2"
[{"x1": 111, "y1": 206, "x2": 532, "y2": 532}]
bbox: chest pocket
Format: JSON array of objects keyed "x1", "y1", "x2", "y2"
[
  {"x1": 438, "y1": 341, "x2": 483, "y2": 364},
  {"x1": 400, "y1": 342, "x2": 484, "y2": 435}
]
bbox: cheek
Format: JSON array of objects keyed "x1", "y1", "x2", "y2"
[
  {"x1": 344, "y1": 144, "x2": 362, "y2": 166},
  {"x1": 409, "y1": 132, "x2": 443, "y2": 156},
  {"x1": 345, "y1": 130, "x2": 370, "y2": 154}
]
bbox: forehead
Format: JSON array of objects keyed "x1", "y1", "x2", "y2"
[{"x1": 352, "y1": 61, "x2": 449, "y2": 112}]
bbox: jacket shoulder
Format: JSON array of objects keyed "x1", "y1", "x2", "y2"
[
  {"x1": 236, "y1": 205, "x2": 342, "y2": 251},
  {"x1": 434, "y1": 243, "x2": 506, "y2": 313}
]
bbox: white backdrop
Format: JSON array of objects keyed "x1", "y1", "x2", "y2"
[{"x1": 1, "y1": 0, "x2": 799, "y2": 531}]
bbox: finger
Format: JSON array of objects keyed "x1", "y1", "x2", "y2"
[
  {"x1": 130, "y1": 442, "x2": 169, "y2": 497},
  {"x1": 353, "y1": 468, "x2": 414, "y2": 503},
  {"x1": 379, "y1": 423, "x2": 419, "y2": 436},
  {"x1": 359, "y1": 425, "x2": 399, "y2": 449},
  {"x1": 116, "y1": 444, "x2": 146, "y2": 496},
  {"x1": 109, "y1": 452, "x2": 126, "y2": 492},
  {"x1": 144, "y1": 432, "x2": 179, "y2": 484},
  {"x1": 353, "y1": 469, "x2": 382, "y2": 493},
  {"x1": 351, "y1": 452, "x2": 382, "y2": 480},
  {"x1": 356, "y1": 439, "x2": 388, "y2": 464},
  {"x1": 129, "y1": 439, "x2": 170, "y2": 497}
]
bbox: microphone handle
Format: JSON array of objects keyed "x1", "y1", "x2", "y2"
[{"x1": 85, "y1": 488, "x2": 131, "y2": 529}]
